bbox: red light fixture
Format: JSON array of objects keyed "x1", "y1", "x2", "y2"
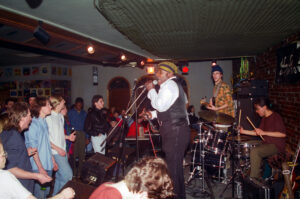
[{"x1": 182, "y1": 66, "x2": 189, "y2": 73}]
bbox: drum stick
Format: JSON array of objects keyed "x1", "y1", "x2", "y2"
[
  {"x1": 246, "y1": 116, "x2": 265, "y2": 141},
  {"x1": 237, "y1": 110, "x2": 242, "y2": 141},
  {"x1": 238, "y1": 109, "x2": 242, "y2": 127}
]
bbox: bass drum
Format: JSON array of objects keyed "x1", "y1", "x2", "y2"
[
  {"x1": 205, "y1": 127, "x2": 229, "y2": 155},
  {"x1": 190, "y1": 137, "x2": 227, "y2": 180}
]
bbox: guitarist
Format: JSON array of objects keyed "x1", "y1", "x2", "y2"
[
  {"x1": 205, "y1": 65, "x2": 235, "y2": 118},
  {"x1": 240, "y1": 98, "x2": 286, "y2": 180}
]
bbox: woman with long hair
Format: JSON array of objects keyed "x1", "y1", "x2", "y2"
[{"x1": 46, "y1": 96, "x2": 76, "y2": 195}]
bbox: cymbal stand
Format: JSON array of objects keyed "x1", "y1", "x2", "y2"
[
  {"x1": 219, "y1": 125, "x2": 243, "y2": 198},
  {"x1": 186, "y1": 122, "x2": 211, "y2": 198}
]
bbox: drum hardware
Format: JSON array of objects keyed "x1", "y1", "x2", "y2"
[
  {"x1": 186, "y1": 122, "x2": 212, "y2": 198},
  {"x1": 219, "y1": 125, "x2": 244, "y2": 199}
]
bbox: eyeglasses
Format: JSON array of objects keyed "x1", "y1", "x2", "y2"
[{"x1": 0, "y1": 151, "x2": 8, "y2": 158}]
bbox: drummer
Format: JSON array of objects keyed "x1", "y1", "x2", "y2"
[
  {"x1": 205, "y1": 65, "x2": 235, "y2": 118},
  {"x1": 240, "y1": 98, "x2": 286, "y2": 180}
]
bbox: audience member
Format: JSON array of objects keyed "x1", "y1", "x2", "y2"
[
  {"x1": 84, "y1": 95, "x2": 115, "y2": 154},
  {"x1": 28, "y1": 93, "x2": 37, "y2": 107},
  {"x1": 46, "y1": 96, "x2": 75, "y2": 195},
  {"x1": 0, "y1": 138, "x2": 76, "y2": 199},
  {"x1": 1, "y1": 97, "x2": 16, "y2": 114},
  {"x1": 61, "y1": 105, "x2": 73, "y2": 156},
  {"x1": 0, "y1": 102, "x2": 52, "y2": 193},
  {"x1": 89, "y1": 156, "x2": 174, "y2": 199},
  {"x1": 24, "y1": 97, "x2": 57, "y2": 198},
  {"x1": 67, "y1": 97, "x2": 87, "y2": 178}
]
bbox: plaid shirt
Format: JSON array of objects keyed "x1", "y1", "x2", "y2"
[{"x1": 214, "y1": 81, "x2": 235, "y2": 117}]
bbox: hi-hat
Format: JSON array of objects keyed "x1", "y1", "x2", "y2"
[{"x1": 198, "y1": 110, "x2": 234, "y2": 125}]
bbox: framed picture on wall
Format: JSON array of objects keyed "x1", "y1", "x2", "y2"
[
  {"x1": 13, "y1": 68, "x2": 22, "y2": 77},
  {"x1": 30, "y1": 89, "x2": 37, "y2": 96},
  {"x1": 37, "y1": 88, "x2": 44, "y2": 96},
  {"x1": 32, "y1": 66, "x2": 39, "y2": 75},
  {"x1": 63, "y1": 67, "x2": 67, "y2": 76},
  {"x1": 276, "y1": 42, "x2": 300, "y2": 84},
  {"x1": 41, "y1": 66, "x2": 49, "y2": 75},
  {"x1": 4, "y1": 68, "x2": 13, "y2": 78},
  {"x1": 23, "y1": 67, "x2": 30, "y2": 76},
  {"x1": 10, "y1": 90, "x2": 17, "y2": 97},
  {"x1": 17, "y1": 90, "x2": 23, "y2": 97},
  {"x1": 44, "y1": 88, "x2": 51, "y2": 97},
  {"x1": 57, "y1": 67, "x2": 62, "y2": 76},
  {"x1": 51, "y1": 66, "x2": 57, "y2": 75}
]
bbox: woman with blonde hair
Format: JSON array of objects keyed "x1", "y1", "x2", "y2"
[{"x1": 46, "y1": 96, "x2": 76, "y2": 195}]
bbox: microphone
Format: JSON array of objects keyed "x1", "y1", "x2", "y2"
[
  {"x1": 138, "y1": 80, "x2": 158, "y2": 88},
  {"x1": 132, "y1": 79, "x2": 138, "y2": 90}
]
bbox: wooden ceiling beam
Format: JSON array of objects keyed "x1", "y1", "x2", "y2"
[{"x1": 0, "y1": 9, "x2": 146, "y2": 64}]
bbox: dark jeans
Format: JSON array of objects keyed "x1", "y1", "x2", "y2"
[{"x1": 160, "y1": 121, "x2": 190, "y2": 199}]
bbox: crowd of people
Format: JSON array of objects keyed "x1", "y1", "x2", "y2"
[{"x1": 0, "y1": 61, "x2": 287, "y2": 199}]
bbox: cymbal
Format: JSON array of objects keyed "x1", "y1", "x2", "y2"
[
  {"x1": 198, "y1": 110, "x2": 234, "y2": 125},
  {"x1": 198, "y1": 110, "x2": 216, "y2": 123}
]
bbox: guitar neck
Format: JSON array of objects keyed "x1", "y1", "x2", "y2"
[{"x1": 291, "y1": 141, "x2": 300, "y2": 177}]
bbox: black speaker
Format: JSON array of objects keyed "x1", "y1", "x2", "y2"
[
  {"x1": 236, "y1": 97, "x2": 261, "y2": 130},
  {"x1": 236, "y1": 80, "x2": 268, "y2": 98},
  {"x1": 33, "y1": 26, "x2": 50, "y2": 45},
  {"x1": 81, "y1": 153, "x2": 116, "y2": 186},
  {"x1": 235, "y1": 80, "x2": 268, "y2": 129}
]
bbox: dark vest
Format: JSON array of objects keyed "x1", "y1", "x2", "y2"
[{"x1": 157, "y1": 78, "x2": 187, "y2": 124}]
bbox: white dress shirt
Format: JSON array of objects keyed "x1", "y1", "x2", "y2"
[
  {"x1": 46, "y1": 111, "x2": 66, "y2": 154},
  {"x1": 148, "y1": 76, "x2": 187, "y2": 119}
]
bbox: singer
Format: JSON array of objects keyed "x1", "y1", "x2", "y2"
[{"x1": 145, "y1": 62, "x2": 190, "y2": 199}]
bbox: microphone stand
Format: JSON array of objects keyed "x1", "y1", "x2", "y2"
[{"x1": 101, "y1": 87, "x2": 147, "y2": 181}]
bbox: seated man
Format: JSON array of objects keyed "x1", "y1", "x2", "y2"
[{"x1": 240, "y1": 98, "x2": 286, "y2": 179}]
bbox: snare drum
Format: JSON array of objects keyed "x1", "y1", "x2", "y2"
[{"x1": 239, "y1": 140, "x2": 262, "y2": 158}]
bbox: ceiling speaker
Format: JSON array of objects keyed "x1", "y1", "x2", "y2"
[{"x1": 33, "y1": 26, "x2": 50, "y2": 45}]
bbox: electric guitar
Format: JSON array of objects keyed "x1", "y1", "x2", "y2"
[{"x1": 279, "y1": 141, "x2": 300, "y2": 199}]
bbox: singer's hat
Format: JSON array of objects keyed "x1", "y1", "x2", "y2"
[{"x1": 158, "y1": 62, "x2": 178, "y2": 74}]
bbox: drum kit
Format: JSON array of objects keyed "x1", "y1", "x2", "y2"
[{"x1": 187, "y1": 110, "x2": 262, "y2": 198}]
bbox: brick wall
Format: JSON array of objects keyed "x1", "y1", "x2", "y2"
[{"x1": 252, "y1": 32, "x2": 300, "y2": 150}]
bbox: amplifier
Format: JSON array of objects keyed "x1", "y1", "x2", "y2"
[
  {"x1": 81, "y1": 153, "x2": 116, "y2": 186},
  {"x1": 236, "y1": 80, "x2": 268, "y2": 98},
  {"x1": 243, "y1": 177, "x2": 274, "y2": 199}
]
